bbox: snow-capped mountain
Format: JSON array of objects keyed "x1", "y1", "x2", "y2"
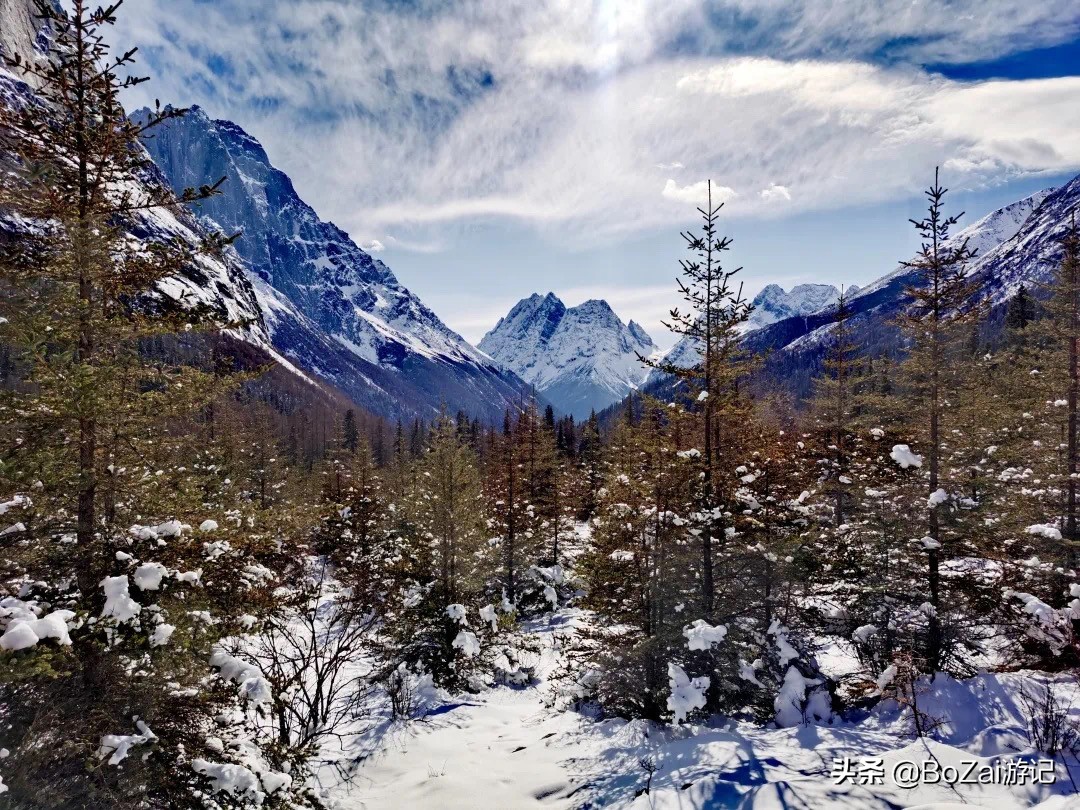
[
  {"x1": 747, "y1": 283, "x2": 855, "y2": 331},
  {"x1": 135, "y1": 106, "x2": 529, "y2": 422},
  {"x1": 0, "y1": 15, "x2": 274, "y2": 365},
  {"x1": 657, "y1": 282, "x2": 855, "y2": 374},
  {"x1": 751, "y1": 184, "x2": 1057, "y2": 360},
  {"x1": 480, "y1": 293, "x2": 657, "y2": 418},
  {"x1": 642, "y1": 182, "x2": 1067, "y2": 400}
]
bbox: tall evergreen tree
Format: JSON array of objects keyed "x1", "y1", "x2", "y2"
[
  {"x1": 895, "y1": 168, "x2": 980, "y2": 673},
  {"x1": 645, "y1": 180, "x2": 753, "y2": 616}
]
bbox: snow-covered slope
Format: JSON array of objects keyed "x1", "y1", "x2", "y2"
[
  {"x1": 480, "y1": 293, "x2": 656, "y2": 418},
  {"x1": 765, "y1": 184, "x2": 1057, "y2": 358},
  {"x1": 135, "y1": 106, "x2": 529, "y2": 422}
]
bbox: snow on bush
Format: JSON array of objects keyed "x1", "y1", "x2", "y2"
[
  {"x1": 774, "y1": 666, "x2": 831, "y2": 727},
  {"x1": 198, "y1": 519, "x2": 218, "y2": 533},
  {"x1": 852, "y1": 624, "x2": 878, "y2": 644},
  {"x1": 452, "y1": 630, "x2": 480, "y2": 658},
  {"x1": 875, "y1": 664, "x2": 898, "y2": 695},
  {"x1": 191, "y1": 759, "x2": 265, "y2": 804},
  {"x1": 210, "y1": 647, "x2": 273, "y2": 706},
  {"x1": 446, "y1": 604, "x2": 467, "y2": 624},
  {"x1": 149, "y1": 623, "x2": 175, "y2": 647},
  {"x1": 100, "y1": 576, "x2": 141, "y2": 623},
  {"x1": 1003, "y1": 589, "x2": 1073, "y2": 653},
  {"x1": 0, "y1": 623, "x2": 38, "y2": 651},
  {"x1": 98, "y1": 720, "x2": 156, "y2": 766},
  {"x1": 479, "y1": 604, "x2": 499, "y2": 631},
  {"x1": 0, "y1": 598, "x2": 74, "y2": 651},
  {"x1": 129, "y1": 519, "x2": 187, "y2": 542},
  {"x1": 667, "y1": 663, "x2": 709, "y2": 724},
  {"x1": 768, "y1": 619, "x2": 799, "y2": 668},
  {"x1": 133, "y1": 562, "x2": 167, "y2": 591},
  {"x1": 259, "y1": 770, "x2": 292, "y2": 795},
  {"x1": 890, "y1": 444, "x2": 922, "y2": 469},
  {"x1": 542, "y1": 585, "x2": 558, "y2": 609},
  {"x1": 684, "y1": 619, "x2": 727, "y2": 651},
  {"x1": 0, "y1": 495, "x2": 31, "y2": 514},
  {"x1": 1026, "y1": 524, "x2": 1063, "y2": 541},
  {"x1": 927, "y1": 488, "x2": 948, "y2": 508},
  {"x1": 739, "y1": 658, "x2": 764, "y2": 687}
]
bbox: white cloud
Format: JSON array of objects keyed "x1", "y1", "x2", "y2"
[
  {"x1": 760, "y1": 184, "x2": 792, "y2": 202},
  {"x1": 113, "y1": 1, "x2": 1080, "y2": 248},
  {"x1": 662, "y1": 179, "x2": 738, "y2": 206},
  {"x1": 361, "y1": 239, "x2": 385, "y2": 253}
]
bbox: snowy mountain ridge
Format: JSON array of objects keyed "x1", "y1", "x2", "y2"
[
  {"x1": 777, "y1": 185, "x2": 1058, "y2": 357},
  {"x1": 135, "y1": 105, "x2": 530, "y2": 422},
  {"x1": 746, "y1": 283, "x2": 854, "y2": 332},
  {"x1": 480, "y1": 293, "x2": 657, "y2": 418}
]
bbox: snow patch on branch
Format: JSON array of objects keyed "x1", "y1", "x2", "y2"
[
  {"x1": 100, "y1": 576, "x2": 141, "y2": 623},
  {"x1": 98, "y1": 720, "x2": 156, "y2": 766},
  {"x1": 1026, "y1": 524, "x2": 1062, "y2": 541},
  {"x1": 667, "y1": 663, "x2": 709, "y2": 724},
  {"x1": 890, "y1": 444, "x2": 922, "y2": 469},
  {"x1": 684, "y1": 619, "x2": 727, "y2": 651}
]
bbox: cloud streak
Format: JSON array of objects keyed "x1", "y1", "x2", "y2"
[{"x1": 114, "y1": 0, "x2": 1080, "y2": 250}]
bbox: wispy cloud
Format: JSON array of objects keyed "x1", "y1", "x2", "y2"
[{"x1": 114, "y1": 0, "x2": 1080, "y2": 251}]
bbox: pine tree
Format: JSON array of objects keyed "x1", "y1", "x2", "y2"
[
  {"x1": 1006, "y1": 284, "x2": 1036, "y2": 333},
  {"x1": 392, "y1": 413, "x2": 494, "y2": 687},
  {"x1": 807, "y1": 288, "x2": 866, "y2": 526},
  {"x1": 644, "y1": 180, "x2": 754, "y2": 617},
  {"x1": 0, "y1": 4, "x2": 304, "y2": 803},
  {"x1": 1026, "y1": 219, "x2": 1080, "y2": 566},
  {"x1": 894, "y1": 167, "x2": 980, "y2": 674},
  {"x1": 342, "y1": 408, "x2": 359, "y2": 454}
]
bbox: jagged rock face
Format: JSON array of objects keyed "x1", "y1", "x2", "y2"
[
  {"x1": 0, "y1": 28, "x2": 270, "y2": 358},
  {"x1": 480, "y1": 293, "x2": 657, "y2": 418},
  {"x1": 136, "y1": 106, "x2": 530, "y2": 422}
]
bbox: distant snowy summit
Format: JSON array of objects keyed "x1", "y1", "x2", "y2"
[
  {"x1": 746, "y1": 283, "x2": 858, "y2": 331},
  {"x1": 661, "y1": 282, "x2": 854, "y2": 371},
  {"x1": 480, "y1": 293, "x2": 657, "y2": 419}
]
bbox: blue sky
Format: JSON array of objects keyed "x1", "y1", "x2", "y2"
[{"x1": 115, "y1": 0, "x2": 1080, "y2": 348}]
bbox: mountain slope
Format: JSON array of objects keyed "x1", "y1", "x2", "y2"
[
  {"x1": 480, "y1": 293, "x2": 656, "y2": 418},
  {"x1": 0, "y1": 19, "x2": 280, "y2": 370},
  {"x1": 135, "y1": 106, "x2": 529, "y2": 422},
  {"x1": 752, "y1": 184, "x2": 1057, "y2": 358}
]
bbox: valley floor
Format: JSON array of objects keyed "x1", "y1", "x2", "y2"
[{"x1": 320, "y1": 609, "x2": 1080, "y2": 810}]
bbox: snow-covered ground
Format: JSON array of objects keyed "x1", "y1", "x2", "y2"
[{"x1": 324, "y1": 608, "x2": 1080, "y2": 809}]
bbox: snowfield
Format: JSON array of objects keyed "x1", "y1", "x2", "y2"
[{"x1": 324, "y1": 608, "x2": 1080, "y2": 810}]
